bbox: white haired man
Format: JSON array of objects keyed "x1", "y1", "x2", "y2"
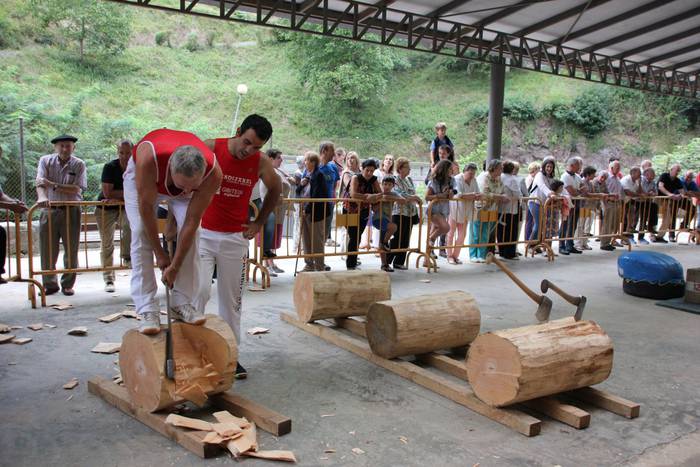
[{"x1": 124, "y1": 129, "x2": 222, "y2": 334}]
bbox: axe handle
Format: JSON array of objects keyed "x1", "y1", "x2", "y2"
[
  {"x1": 541, "y1": 279, "x2": 581, "y2": 306},
  {"x1": 489, "y1": 254, "x2": 545, "y2": 305}
]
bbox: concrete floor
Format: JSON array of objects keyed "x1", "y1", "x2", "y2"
[{"x1": 1, "y1": 242, "x2": 699, "y2": 467}]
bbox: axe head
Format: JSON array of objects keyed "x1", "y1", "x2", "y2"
[
  {"x1": 535, "y1": 295, "x2": 553, "y2": 323},
  {"x1": 574, "y1": 296, "x2": 587, "y2": 321}
]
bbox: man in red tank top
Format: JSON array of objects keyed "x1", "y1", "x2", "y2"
[
  {"x1": 124, "y1": 129, "x2": 223, "y2": 335},
  {"x1": 194, "y1": 114, "x2": 280, "y2": 379}
]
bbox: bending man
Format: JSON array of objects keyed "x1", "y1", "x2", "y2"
[
  {"x1": 195, "y1": 114, "x2": 280, "y2": 379},
  {"x1": 125, "y1": 129, "x2": 222, "y2": 334}
]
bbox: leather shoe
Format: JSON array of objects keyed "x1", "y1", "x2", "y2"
[
  {"x1": 61, "y1": 288, "x2": 75, "y2": 296},
  {"x1": 45, "y1": 286, "x2": 60, "y2": 295},
  {"x1": 568, "y1": 248, "x2": 582, "y2": 254},
  {"x1": 600, "y1": 245, "x2": 615, "y2": 251}
]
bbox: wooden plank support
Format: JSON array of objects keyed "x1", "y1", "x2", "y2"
[
  {"x1": 415, "y1": 353, "x2": 469, "y2": 380},
  {"x1": 210, "y1": 392, "x2": 292, "y2": 436},
  {"x1": 568, "y1": 386, "x2": 641, "y2": 419},
  {"x1": 332, "y1": 317, "x2": 367, "y2": 337},
  {"x1": 521, "y1": 397, "x2": 591, "y2": 429},
  {"x1": 281, "y1": 312, "x2": 541, "y2": 436},
  {"x1": 88, "y1": 377, "x2": 218, "y2": 458}
]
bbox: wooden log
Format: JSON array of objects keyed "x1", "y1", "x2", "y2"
[
  {"x1": 366, "y1": 291, "x2": 480, "y2": 359},
  {"x1": 466, "y1": 318, "x2": 613, "y2": 407},
  {"x1": 119, "y1": 315, "x2": 237, "y2": 412},
  {"x1": 293, "y1": 270, "x2": 391, "y2": 323}
]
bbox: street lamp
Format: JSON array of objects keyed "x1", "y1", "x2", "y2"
[{"x1": 230, "y1": 83, "x2": 248, "y2": 136}]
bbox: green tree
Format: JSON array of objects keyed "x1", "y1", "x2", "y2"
[
  {"x1": 31, "y1": 0, "x2": 132, "y2": 62},
  {"x1": 285, "y1": 29, "x2": 408, "y2": 109}
]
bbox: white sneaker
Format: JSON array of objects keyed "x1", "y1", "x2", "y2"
[
  {"x1": 170, "y1": 303, "x2": 206, "y2": 325},
  {"x1": 104, "y1": 282, "x2": 115, "y2": 293},
  {"x1": 139, "y1": 311, "x2": 161, "y2": 334}
]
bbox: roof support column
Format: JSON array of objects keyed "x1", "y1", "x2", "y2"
[{"x1": 487, "y1": 61, "x2": 506, "y2": 161}]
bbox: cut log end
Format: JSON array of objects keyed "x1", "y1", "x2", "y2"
[{"x1": 120, "y1": 315, "x2": 238, "y2": 412}]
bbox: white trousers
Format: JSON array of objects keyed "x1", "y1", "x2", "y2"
[
  {"x1": 124, "y1": 169, "x2": 200, "y2": 315},
  {"x1": 194, "y1": 229, "x2": 248, "y2": 344}
]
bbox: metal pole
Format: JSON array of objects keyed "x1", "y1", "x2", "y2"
[
  {"x1": 230, "y1": 94, "x2": 243, "y2": 137},
  {"x1": 19, "y1": 117, "x2": 27, "y2": 204},
  {"x1": 487, "y1": 61, "x2": 506, "y2": 162}
]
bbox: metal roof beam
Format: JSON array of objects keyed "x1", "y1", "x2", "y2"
[
  {"x1": 615, "y1": 25, "x2": 700, "y2": 59},
  {"x1": 586, "y1": 6, "x2": 700, "y2": 53},
  {"x1": 515, "y1": 0, "x2": 612, "y2": 37},
  {"x1": 557, "y1": 0, "x2": 669, "y2": 44},
  {"x1": 299, "y1": 0, "x2": 321, "y2": 13},
  {"x1": 476, "y1": 0, "x2": 533, "y2": 27},
  {"x1": 647, "y1": 43, "x2": 700, "y2": 65},
  {"x1": 672, "y1": 55, "x2": 700, "y2": 71},
  {"x1": 357, "y1": 0, "x2": 396, "y2": 22}
]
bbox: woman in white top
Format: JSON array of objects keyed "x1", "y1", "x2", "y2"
[
  {"x1": 498, "y1": 161, "x2": 523, "y2": 259},
  {"x1": 446, "y1": 163, "x2": 480, "y2": 264},
  {"x1": 528, "y1": 157, "x2": 557, "y2": 243}
]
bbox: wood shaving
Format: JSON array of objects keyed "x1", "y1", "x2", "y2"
[{"x1": 63, "y1": 378, "x2": 79, "y2": 390}]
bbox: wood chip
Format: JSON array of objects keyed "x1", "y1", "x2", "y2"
[
  {"x1": 324, "y1": 449, "x2": 336, "y2": 453},
  {"x1": 0, "y1": 323, "x2": 10, "y2": 333},
  {"x1": 98, "y1": 312, "x2": 122, "y2": 323},
  {"x1": 0, "y1": 334, "x2": 16, "y2": 344},
  {"x1": 66, "y1": 395, "x2": 73, "y2": 401},
  {"x1": 12, "y1": 337, "x2": 32, "y2": 345},
  {"x1": 121, "y1": 309, "x2": 139, "y2": 319},
  {"x1": 63, "y1": 378, "x2": 79, "y2": 390},
  {"x1": 226, "y1": 435, "x2": 254, "y2": 457},
  {"x1": 10, "y1": 325, "x2": 22, "y2": 330},
  {"x1": 243, "y1": 450, "x2": 297, "y2": 463},
  {"x1": 419, "y1": 279, "x2": 431, "y2": 283},
  {"x1": 352, "y1": 448, "x2": 365, "y2": 455},
  {"x1": 90, "y1": 342, "x2": 121, "y2": 354},
  {"x1": 247, "y1": 327, "x2": 270, "y2": 335},
  {"x1": 399, "y1": 436, "x2": 408, "y2": 444},
  {"x1": 45, "y1": 324, "x2": 57, "y2": 329},
  {"x1": 202, "y1": 431, "x2": 226, "y2": 444},
  {"x1": 243, "y1": 422, "x2": 258, "y2": 452},
  {"x1": 212, "y1": 422, "x2": 243, "y2": 438},
  {"x1": 320, "y1": 413, "x2": 335, "y2": 417},
  {"x1": 27, "y1": 323, "x2": 43, "y2": 331},
  {"x1": 68, "y1": 326, "x2": 88, "y2": 336},
  {"x1": 164, "y1": 414, "x2": 213, "y2": 432},
  {"x1": 113, "y1": 376, "x2": 123, "y2": 385},
  {"x1": 212, "y1": 411, "x2": 250, "y2": 428},
  {"x1": 50, "y1": 302, "x2": 73, "y2": 310},
  {"x1": 247, "y1": 287, "x2": 265, "y2": 292}
]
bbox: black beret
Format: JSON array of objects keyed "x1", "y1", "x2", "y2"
[{"x1": 51, "y1": 134, "x2": 78, "y2": 144}]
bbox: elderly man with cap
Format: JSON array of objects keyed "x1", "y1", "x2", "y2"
[
  {"x1": 35, "y1": 134, "x2": 87, "y2": 296},
  {"x1": 124, "y1": 128, "x2": 222, "y2": 335}
]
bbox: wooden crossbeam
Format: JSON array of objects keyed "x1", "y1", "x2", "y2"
[
  {"x1": 522, "y1": 397, "x2": 590, "y2": 429},
  {"x1": 568, "y1": 387, "x2": 641, "y2": 419},
  {"x1": 282, "y1": 313, "x2": 542, "y2": 436}
]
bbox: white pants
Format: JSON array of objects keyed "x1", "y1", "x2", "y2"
[
  {"x1": 574, "y1": 214, "x2": 593, "y2": 249},
  {"x1": 194, "y1": 229, "x2": 248, "y2": 344},
  {"x1": 124, "y1": 166, "x2": 200, "y2": 315}
]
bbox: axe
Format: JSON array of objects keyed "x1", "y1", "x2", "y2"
[
  {"x1": 540, "y1": 279, "x2": 586, "y2": 321},
  {"x1": 486, "y1": 254, "x2": 552, "y2": 322}
]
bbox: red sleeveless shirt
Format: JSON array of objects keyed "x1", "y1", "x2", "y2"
[
  {"x1": 133, "y1": 129, "x2": 216, "y2": 196},
  {"x1": 201, "y1": 138, "x2": 261, "y2": 233}
]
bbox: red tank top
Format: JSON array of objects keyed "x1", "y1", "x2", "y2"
[
  {"x1": 201, "y1": 138, "x2": 261, "y2": 233},
  {"x1": 133, "y1": 129, "x2": 216, "y2": 196}
]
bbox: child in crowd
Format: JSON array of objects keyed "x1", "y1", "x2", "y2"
[
  {"x1": 425, "y1": 160, "x2": 455, "y2": 266},
  {"x1": 373, "y1": 175, "x2": 402, "y2": 272}
]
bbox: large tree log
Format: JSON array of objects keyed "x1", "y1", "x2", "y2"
[
  {"x1": 294, "y1": 270, "x2": 391, "y2": 323},
  {"x1": 366, "y1": 291, "x2": 481, "y2": 359},
  {"x1": 466, "y1": 318, "x2": 613, "y2": 407},
  {"x1": 120, "y1": 315, "x2": 237, "y2": 412}
]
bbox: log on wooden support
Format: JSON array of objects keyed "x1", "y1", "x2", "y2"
[
  {"x1": 119, "y1": 315, "x2": 237, "y2": 412},
  {"x1": 293, "y1": 270, "x2": 391, "y2": 322},
  {"x1": 568, "y1": 386, "x2": 640, "y2": 419},
  {"x1": 466, "y1": 318, "x2": 613, "y2": 407},
  {"x1": 366, "y1": 291, "x2": 480, "y2": 359},
  {"x1": 281, "y1": 312, "x2": 541, "y2": 436}
]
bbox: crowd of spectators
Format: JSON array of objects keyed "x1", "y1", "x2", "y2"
[{"x1": 3, "y1": 123, "x2": 700, "y2": 288}]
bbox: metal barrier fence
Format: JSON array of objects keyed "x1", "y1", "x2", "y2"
[
  {"x1": 4, "y1": 193, "x2": 698, "y2": 307},
  {"x1": 1, "y1": 208, "x2": 45, "y2": 306},
  {"x1": 255, "y1": 197, "x2": 426, "y2": 287}
]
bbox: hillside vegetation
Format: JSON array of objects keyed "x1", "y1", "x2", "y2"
[{"x1": 0, "y1": 0, "x2": 698, "y2": 203}]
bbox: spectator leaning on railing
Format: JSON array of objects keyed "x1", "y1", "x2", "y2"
[
  {"x1": 471, "y1": 159, "x2": 508, "y2": 263},
  {"x1": 527, "y1": 156, "x2": 556, "y2": 246},
  {"x1": 621, "y1": 167, "x2": 643, "y2": 244},
  {"x1": 498, "y1": 161, "x2": 522, "y2": 260},
  {"x1": 639, "y1": 167, "x2": 659, "y2": 244},
  {"x1": 346, "y1": 158, "x2": 381, "y2": 271},
  {"x1": 96, "y1": 139, "x2": 133, "y2": 293},
  {"x1": 387, "y1": 157, "x2": 420, "y2": 270},
  {"x1": 299, "y1": 151, "x2": 330, "y2": 272},
  {"x1": 0, "y1": 146, "x2": 28, "y2": 284},
  {"x1": 657, "y1": 163, "x2": 684, "y2": 242},
  {"x1": 446, "y1": 162, "x2": 480, "y2": 265},
  {"x1": 35, "y1": 134, "x2": 87, "y2": 296},
  {"x1": 559, "y1": 157, "x2": 583, "y2": 255},
  {"x1": 600, "y1": 160, "x2": 624, "y2": 251}
]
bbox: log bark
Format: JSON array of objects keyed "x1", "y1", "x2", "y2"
[
  {"x1": 466, "y1": 318, "x2": 613, "y2": 407},
  {"x1": 366, "y1": 291, "x2": 481, "y2": 359},
  {"x1": 294, "y1": 270, "x2": 391, "y2": 323},
  {"x1": 120, "y1": 315, "x2": 237, "y2": 412}
]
